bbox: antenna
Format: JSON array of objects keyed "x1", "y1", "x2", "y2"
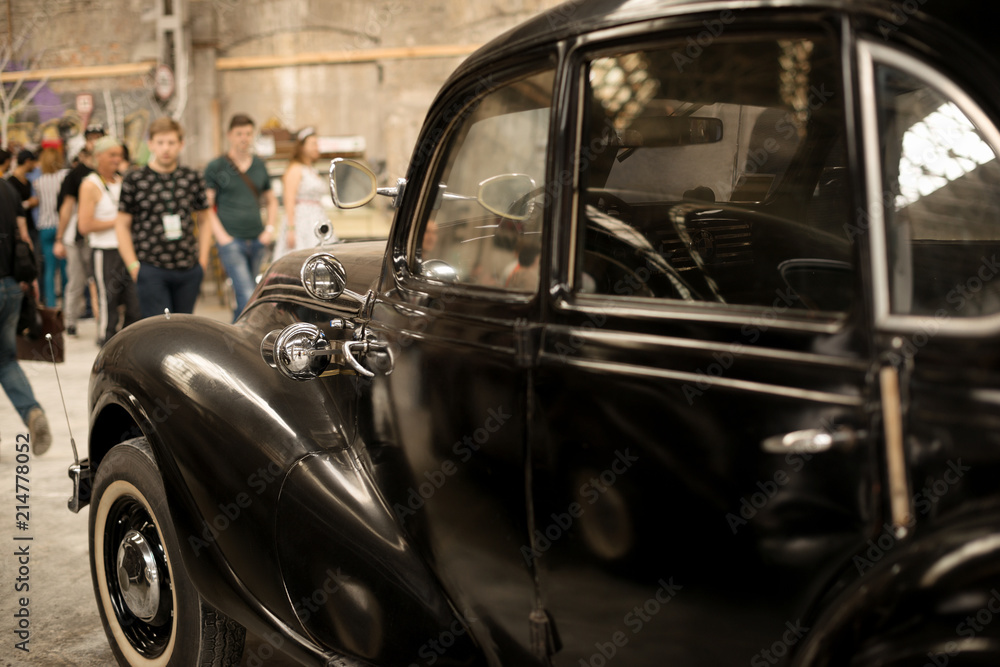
[
  {"x1": 47, "y1": 334, "x2": 92, "y2": 513},
  {"x1": 46, "y1": 334, "x2": 79, "y2": 463}
]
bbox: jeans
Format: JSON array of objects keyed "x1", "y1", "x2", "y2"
[
  {"x1": 40, "y1": 227, "x2": 67, "y2": 308},
  {"x1": 217, "y1": 238, "x2": 268, "y2": 322},
  {"x1": 0, "y1": 277, "x2": 41, "y2": 425},
  {"x1": 135, "y1": 263, "x2": 204, "y2": 319}
]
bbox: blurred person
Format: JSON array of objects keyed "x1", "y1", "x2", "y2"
[
  {"x1": 279, "y1": 127, "x2": 334, "y2": 256},
  {"x1": 119, "y1": 142, "x2": 134, "y2": 176},
  {"x1": 117, "y1": 118, "x2": 214, "y2": 318},
  {"x1": 56, "y1": 124, "x2": 105, "y2": 335},
  {"x1": 205, "y1": 113, "x2": 278, "y2": 321},
  {"x1": 7, "y1": 149, "x2": 39, "y2": 259},
  {"x1": 78, "y1": 136, "x2": 139, "y2": 345},
  {"x1": 34, "y1": 145, "x2": 69, "y2": 307},
  {"x1": 54, "y1": 148, "x2": 96, "y2": 335},
  {"x1": 0, "y1": 169, "x2": 51, "y2": 455}
]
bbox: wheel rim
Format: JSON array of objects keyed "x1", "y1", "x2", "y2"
[{"x1": 103, "y1": 495, "x2": 174, "y2": 658}]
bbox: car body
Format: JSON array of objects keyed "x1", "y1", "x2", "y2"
[{"x1": 73, "y1": 0, "x2": 1000, "y2": 665}]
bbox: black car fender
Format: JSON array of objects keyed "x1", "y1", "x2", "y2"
[
  {"x1": 89, "y1": 312, "x2": 479, "y2": 664},
  {"x1": 795, "y1": 507, "x2": 1000, "y2": 665},
  {"x1": 88, "y1": 313, "x2": 356, "y2": 645}
]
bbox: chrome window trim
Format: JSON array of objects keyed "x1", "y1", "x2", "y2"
[
  {"x1": 549, "y1": 356, "x2": 865, "y2": 408},
  {"x1": 564, "y1": 63, "x2": 587, "y2": 295},
  {"x1": 859, "y1": 39, "x2": 1000, "y2": 337},
  {"x1": 545, "y1": 325, "x2": 869, "y2": 370},
  {"x1": 563, "y1": 295, "x2": 849, "y2": 335}
]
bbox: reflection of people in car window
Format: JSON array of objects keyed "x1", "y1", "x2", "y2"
[
  {"x1": 505, "y1": 237, "x2": 541, "y2": 291},
  {"x1": 421, "y1": 219, "x2": 438, "y2": 255}
]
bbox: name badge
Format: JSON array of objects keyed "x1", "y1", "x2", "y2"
[{"x1": 163, "y1": 214, "x2": 183, "y2": 241}]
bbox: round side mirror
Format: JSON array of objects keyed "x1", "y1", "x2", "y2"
[
  {"x1": 330, "y1": 158, "x2": 377, "y2": 208},
  {"x1": 301, "y1": 252, "x2": 347, "y2": 300}
]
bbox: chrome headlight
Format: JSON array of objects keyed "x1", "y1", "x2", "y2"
[{"x1": 260, "y1": 323, "x2": 332, "y2": 381}]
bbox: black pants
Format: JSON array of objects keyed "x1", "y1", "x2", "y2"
[{"x1": 92, "y1": 248, "x2": 140, "y2": 345}]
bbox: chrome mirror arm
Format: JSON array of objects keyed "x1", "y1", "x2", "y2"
[{"x1": 377, "y1": 178, "x2": 407, "y2": 208}]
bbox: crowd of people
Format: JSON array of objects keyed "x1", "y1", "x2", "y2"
[{"x1": 0, "y1": 114, "x2": 337, "y2": 456}]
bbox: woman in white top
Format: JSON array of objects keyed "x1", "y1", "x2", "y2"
[
  {"x1": 280, "y1": 128, "x2": 335, "y2": 256},
  {"x1": 35, "y1": 146, "x2": 69, "y2": 307},
  {"x1": 77, "y1": 136, "x2": 140, "y2": 346}
]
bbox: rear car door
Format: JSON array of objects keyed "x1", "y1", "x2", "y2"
[{"x1": 530, "y1": 16, "x2": 883, "y2": 665}]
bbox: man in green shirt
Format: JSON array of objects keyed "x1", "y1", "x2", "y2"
[{"x1": 204, "y1": 114, "x2": 278, "y2": 321}]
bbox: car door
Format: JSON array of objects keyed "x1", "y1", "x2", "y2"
[
  {"x1": 530, "y1": 18, "x2": 883, "y2": 665},
  {"x1": 858, "y1": 27, "x2": 1000, "y2": 632},
  {"x1": 363, "y1": 63, "x2": 557, "y2": 665}
]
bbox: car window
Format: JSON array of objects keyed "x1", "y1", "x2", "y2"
[
  {"x1": 875, "y1": 63, "x2": 1000, "y2": 318},
  {"x1": 574, "y1": 35, "x2": 854, "y2": 314},
  {"x1": 412, "y1": 70, "x2": 554, "y2": 293}
]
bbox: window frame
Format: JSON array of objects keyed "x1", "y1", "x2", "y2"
[
  {"x1": 859, "y1": 39, "x2": 1000, "y2": 336},
  {"x1": 397, "y1": 62, "x2": 558, "y2": 303},
  {"x1": 558, "y1": 22, "x2": 857, "y2": 333}
]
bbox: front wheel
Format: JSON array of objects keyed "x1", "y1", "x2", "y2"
[{"x1": 89, "y1": 437, "x2": 245, "y2": 666}]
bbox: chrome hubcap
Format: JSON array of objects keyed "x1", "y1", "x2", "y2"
[{"x1": 117, "y1": 530, "x2": 161, "y2": 622}]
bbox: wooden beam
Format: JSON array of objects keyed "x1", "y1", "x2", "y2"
[
  {"x1": 0, "y1": 61, "x2": 155, "y2": 83},
  {"x1": 216, "y1": 43, "x2": 480, "y2": 71}
]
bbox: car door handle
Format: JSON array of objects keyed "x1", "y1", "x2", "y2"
[{"x1": 761, "y1": 427, "x2": 861, "y2": 454}]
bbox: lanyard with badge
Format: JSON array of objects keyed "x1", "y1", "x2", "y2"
[{"x1": 159, "y1": 169, "x2": 184, "y2": 241}]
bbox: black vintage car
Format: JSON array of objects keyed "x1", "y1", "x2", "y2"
[{"x1": 72, "y1": 0, "x2": 1000, "y2": 665}]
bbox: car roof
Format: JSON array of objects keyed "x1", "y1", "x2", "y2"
[{"x1": 453, "y1": 0, "x2": 999, "y2": 80}]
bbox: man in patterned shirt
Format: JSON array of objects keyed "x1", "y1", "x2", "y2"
[{"x1": 116, "y1": 117, "x2": 216, "y2": 318}]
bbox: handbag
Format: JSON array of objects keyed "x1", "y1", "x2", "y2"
[
  {"x1": 16, "y1": 294, "x2": 64, "y2": 363},
  {"x1": 13, "y1": 237, "x2": 37, "y2": 282}
]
